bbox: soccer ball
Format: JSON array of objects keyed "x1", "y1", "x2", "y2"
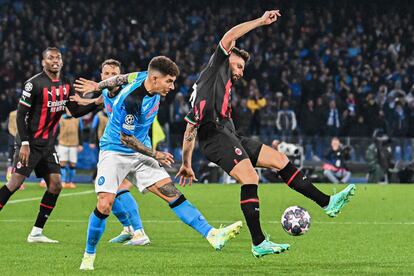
[{"x1": 281, "y1": 206, "x2": 311, "y2": 236}]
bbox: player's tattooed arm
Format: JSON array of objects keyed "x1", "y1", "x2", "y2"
[
  {"x1": 97, "y1": 74, "x2": 130, "y2": 90},
  {"x1": 182, "y1": 123, "x2": 197, "y2": 166},
  {"x1": 176, "y1": 123, "x2": 198, "y2": 186},
  {"x1": 120, "y1": 132, "x2": 154, "y2": 156},
  {"x1": 120, "y1": 132, "x2": 174, "y2": 167}
]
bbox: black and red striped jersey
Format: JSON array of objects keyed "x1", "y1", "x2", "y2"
[
  {"x1": 16, "y1": 71, "x2": 96, "y2": 147},
  {"x1": 184, "y1": 41, "x2": 233, "y2": 129}
]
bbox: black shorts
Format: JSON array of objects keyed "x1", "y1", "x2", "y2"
[
  {"x1": 13, "y1": 144, "x2": 60, "y2": 178},
  {"x1": 198, "y1": 123, "x2": 263, "y2": 174}
]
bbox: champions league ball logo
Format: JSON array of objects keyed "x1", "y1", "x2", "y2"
[{"x1": 125, "y1": 115, "x2": 134, "y2": 125}]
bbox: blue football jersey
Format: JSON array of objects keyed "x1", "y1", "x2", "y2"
[{"x1": 100, "y1": 71, "x2": 160, "y2": 153}]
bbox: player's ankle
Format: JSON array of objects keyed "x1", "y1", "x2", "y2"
[{"x1": 30, "y1": 226, "x2": 43, "y2": 236}]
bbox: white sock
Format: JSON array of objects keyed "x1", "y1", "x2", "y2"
[
  {"x1": 123, "y1": 226, "x2": 133, "y2": 233},
  {"x1": 30, "y1": 226, "x2": 43, "y2": 236},
  {"x1": 206, "y1": 228, "x2": 215, "y2": 238},
  {"x1": 134, "y1": 228, "x2": 144, "y2": 235}
]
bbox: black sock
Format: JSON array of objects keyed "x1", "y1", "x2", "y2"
[
  {"x1": 34, "y1": 191, "x2": 60, "y2": 228},
  {"x1": 94, "y1": 207, "x2": 109, "y2": 219},
  {"x1": 240, "y1": 184, "x2": 265, "y2": 246},
  {"x1": 279, "y1": 162, "x2": 330, "y2": 207},
  {"x1": 0, "y1": 185, "x2": 14, "y2": 211}
]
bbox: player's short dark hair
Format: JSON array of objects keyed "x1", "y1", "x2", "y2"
[
  {"x1": 42, "y1": 47, "x2": 61, "y2": 58},
  {"x1": 101, "y1": 59, "x2": 122, "y2": 70},
  {"x1": 148, "y1": 56, "x2": 180, "y2": 77},
  {"x1": 231, "y1": 47, "x2": 250, "y2": 63}
]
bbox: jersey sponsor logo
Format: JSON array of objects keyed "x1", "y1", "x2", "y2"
[
  {"x1": 24, "y1": 82, "x2": 33, "y2": 92},
  {"x1": 105, "y1": 103, "x2": 112, "y2": 113},
  {"x1": 234, "y1": 147, "x2": 242, "y2": 156},
  {"x1": 98, "y1": 176, "x2": 105, "y2": 186},
  {"x1": 47, "y1": 99, "x2": 68, "y2": 113},
  {"x1": 145, "y1": 102, "x2": 160, "y2": 119}
]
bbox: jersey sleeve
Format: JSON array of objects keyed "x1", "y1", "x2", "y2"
[
  {"x1": 16, "y1": 80, "x2": 38, "y2": 142},
  {"x1": 120, "y1": 92, "x2": 141, "y2": 136},
  {"x1": 207, "y1": 40, "x2": 232, "y2": 68},
  {"x1": 184, "y1": 109, "x2": 197, "y2": 126},
  {"x1": 127, "y1": 72, "x2": 140, "y2": 83}
]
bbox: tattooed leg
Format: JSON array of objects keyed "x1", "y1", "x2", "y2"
[
  {"x1": 147, "y1": 178, "x2": 182, "y2": 203},
  {"x1": 148, "y1": 178, "x2": 214, "y2": 238}
]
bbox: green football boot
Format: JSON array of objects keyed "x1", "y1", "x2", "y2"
[{"x1": 324, "y1": 184, "x2": 356, "y2": 217}]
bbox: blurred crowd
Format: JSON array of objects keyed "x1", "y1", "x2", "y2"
[{"x1": 1, "y1": 0, "x2": 414, "y2": 144}]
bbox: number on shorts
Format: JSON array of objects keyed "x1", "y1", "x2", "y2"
[{"x1": 53, "y1": 153, "x2": 59, "y2": 164}]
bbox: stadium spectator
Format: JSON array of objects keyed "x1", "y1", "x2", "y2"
[
  {"x1": 323, "y1": 137, "x2": 352, "y2": 184},
  {"x1": 276, "y1": 100, "x2": 297, "y2": 142},
  {"x1": 247, "y1": 82, "x2": 267, "y2": 135},
  {"x1": 325, "y1": 100, "x2": 341, "y2": 137}
]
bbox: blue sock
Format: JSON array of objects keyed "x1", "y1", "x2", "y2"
[
  {"x1": 169, "y1": 195, "x2": 213, "y2": 238},
  {"x1": 118, "y1": 190, "x2": 143, "y2": 231},
  {"x1": 60, "y1": 166, "x2": 67, "y2": 182},
  {"x1": 112, "y1": 195, "x2": 131, "y2": 227},
  {"x1": 85, "y1": 208, "x2": 108, "y2": 254},
  {"x1": 68, "y1": 167, "x2": 76, "y2": 183}
]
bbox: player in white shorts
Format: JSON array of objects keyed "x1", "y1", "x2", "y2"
[{"x1": 79, "y1": 56, "x2": 242, "y2": 270}]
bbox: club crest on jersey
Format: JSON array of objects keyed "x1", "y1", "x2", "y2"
[
  {"x1": 16, "y1": 162, "x2": 22, "y2": 169},
  {"x1": 234, "y1": 147, "x2": 242, "y2": 156},
  {"x1": 24, "y1": 82, "x2": 33, "y2": 92}
]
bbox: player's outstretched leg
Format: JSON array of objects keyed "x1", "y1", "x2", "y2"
[
  {"x1": 80, "y1": 193, "x2": 113, "y2": 271},
  {"x1": 256, "y1": 145, "x2": 356, "y2": 217},
  {"x1": 28, "y1": 174, "x2": 61, "y2": 243},
  {"x1": 149, "y1": 179, "x2": 242, "y2": 251},
  {"x1": 230, "y1": 160, "x2": 290, "y2": 258}
]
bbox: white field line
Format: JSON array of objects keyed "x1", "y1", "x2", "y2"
[
  {"x1": 0, "y1": 219, "x2": 413, "y2": 225},
  {"x1": 7, "y1": 190, "x2": 95, "y2": 204},
  {"x1": 3, "y1": 191, "x2": 413, "y2": 225}
]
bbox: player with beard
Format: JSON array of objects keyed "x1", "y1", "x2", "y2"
[
  {"x1": 0, "y1": 47, "x2": 100, "y2": 243},
  {"x1": 176, "y1": 10, "x2": 356, "y2": 258}
]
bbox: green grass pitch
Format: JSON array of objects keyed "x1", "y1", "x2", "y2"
[{"x1": 0, "y1": 183, "x2": 413, "y2": 275}]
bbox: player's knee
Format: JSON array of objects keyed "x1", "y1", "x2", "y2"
[
  {"x1": 272, "y1": 151, "x2": 289, "y2": 170},
  {"x1": 231, "y1": 168, "x2": 259, "y2": 184},
  {"x1": 47, "y1": 179, "x2": 62, "y2": 193},
  {"x1": 97, "y1": 196, "x2": 114, "y2": 215}
]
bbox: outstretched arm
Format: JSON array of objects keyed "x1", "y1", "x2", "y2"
[
  {"x1": 176, "y1": 123, "x2": 198, "y2": 186},
  {"x1": 74, "y1": 72, "x2": 138, "y2": 94},
  {"x1": 221, "y1": 10, "x2": 281, "y2": 51},
  {"x1": 70, "y1": 93, "x2": 104, "y2": 106}
]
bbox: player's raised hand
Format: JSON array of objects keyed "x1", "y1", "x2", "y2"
[
  {"x1": 154, "y1": 151, "x2": 174, "y2": 168},
  {"x1": 74, "y1": 78, "x2": 99, "y2": 95},
  {"x1": 176, "y1": 165, "x2": 198, "y2": 187},
  {"x1": 260, "y1": 10, "x2": 281, "y2": 25}
]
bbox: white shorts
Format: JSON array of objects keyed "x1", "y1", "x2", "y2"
[
  {"x1": 57, "y1": 145, "x2": 78, "y2": 163},
  {"x1": 95, "y1": 150, "x2": 170, "y2": 194}
]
